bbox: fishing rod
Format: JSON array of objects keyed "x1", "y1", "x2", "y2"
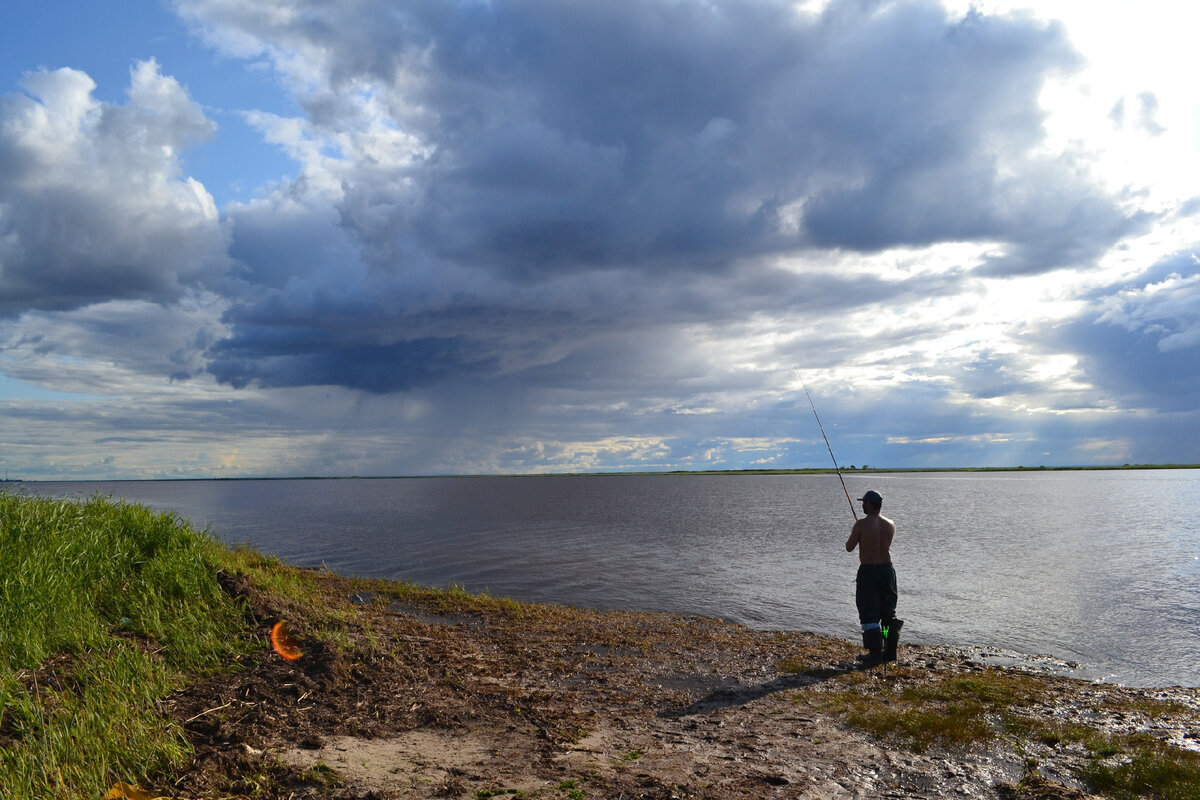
[{"x1": 800, "y1": 375, "x2": 858, "y2": 521}]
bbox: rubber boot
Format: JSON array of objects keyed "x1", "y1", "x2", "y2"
[
  {"x1": 882, "y1": 618, "x2": 904, "y2": 663},
  {"x1": 858, "y1": 628, "x2": 883, "y2": 666}
]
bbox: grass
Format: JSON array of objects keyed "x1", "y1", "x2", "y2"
[
  {"x1": 220, "y1": 543, "x2": 531, "y2": 624},
  {"x1": 819, "y1": 667, "x2": 1200, "y2": 800},
  {"x1": 1078, "y1": 744, "x2": 1200, "y2": 800},
  {"x1": 816, "y1": 668, "x2": 1068, "y2": 752},
  {"x1": 558, "y1": 778, "x2": 587, "y2": 799},
  {"x1": 0, "y1": 491, "x2": 254, "y2": 799},
  {"x1": 298, "y1": 762, "x2": 343, "y2": 789}
]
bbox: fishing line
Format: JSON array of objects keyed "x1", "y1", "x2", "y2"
[{"x1": 799, "y1": 375, "x2": 858, "y2": 521}]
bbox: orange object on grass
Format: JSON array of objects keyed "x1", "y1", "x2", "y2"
[{"x1": 271, "y1": 620, "x2": 303, "y2": 661}]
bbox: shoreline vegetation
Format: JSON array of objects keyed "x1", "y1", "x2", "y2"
[
  {"x1": 3, "y1": 493, "x2": 1199, "y2": 799},
  {"x1": 8, "y1": 463, "x2": 1200, "y2": 483}
]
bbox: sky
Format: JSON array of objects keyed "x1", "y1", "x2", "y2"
[{"x1": 1, "y1": 0, "x2": 1198, "y2": 480}]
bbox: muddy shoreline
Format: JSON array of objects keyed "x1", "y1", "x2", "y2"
[{"x1": 166, "y1": 566, "x2": 1200, "y2": 799}]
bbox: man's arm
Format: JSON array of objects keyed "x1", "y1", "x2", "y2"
[{"x1": 846, "y1": 524, "x2": 860, "y2": 552}]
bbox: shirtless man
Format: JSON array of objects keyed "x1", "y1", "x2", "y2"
[{"x1": 845, "y1": 490, "x2": 902, "y2": 664}]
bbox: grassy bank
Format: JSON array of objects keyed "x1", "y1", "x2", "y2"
[
  {"x1": 2, "y1": 492, "x2": 1198, "y2": 799},
  {"x1": 0, "y1": 492, "x2": 253, "y2": 799}
]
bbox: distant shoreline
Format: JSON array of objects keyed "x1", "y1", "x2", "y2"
[{"x1": 7, "y1": 462, "x2": 1200, "y2": 483}]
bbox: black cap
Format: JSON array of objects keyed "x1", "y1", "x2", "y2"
[{"x1": 858, "y1": 490, "x2": 882, "y2": 504}]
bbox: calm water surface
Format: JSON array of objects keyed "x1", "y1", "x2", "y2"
[{"x1": 23, "y1": 471, "x2": 1200, "y2": 687}]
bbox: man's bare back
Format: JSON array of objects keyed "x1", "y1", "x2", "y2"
[{"x1": 846, "y1": 512, "x2": 895, "y2": 564}]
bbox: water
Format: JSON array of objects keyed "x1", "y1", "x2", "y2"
[{"x1": 17, "y1": 470, "x2": 1200, "y2": 687}]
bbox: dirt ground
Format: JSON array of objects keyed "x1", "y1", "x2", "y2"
[{"x1": 162, "y1": 567, "x2": 1200, "y2": 799}]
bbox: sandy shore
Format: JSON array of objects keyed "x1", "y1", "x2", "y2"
[{"x1": 165, "y1": 566, "x2": 1200, "y2": 799}]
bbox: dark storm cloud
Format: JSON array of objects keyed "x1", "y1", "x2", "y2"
[
  {"x1": 1045, "y1": 250, "x2": 1200, "y2": 412},
  {"x1": 208, "y1": 243, "x2": 972, "y2": 394},
  {"x1": 953, "y1": 351, "x2": 1036, "y2": 400},
  {"x1": 808, "y1": 154, "x2": 1151, "y2": 277},
  {"x1": 796, "y1": 6, "x2": 1149, "y2": 275},
  {"x1": 1072, "y1": 320, "x2": 1200, "y2": 411},
  {"x1": 208, "y1": 331, "x2": 498, "y2": 393},
  {"x1": 177, "y1": 0, "x2": 1133, "y2": 393},
  {"x1": 285, "y1": 0, "x2": 809, "y2": 276},
  {"x1": 319, "y1": 0, "x2": 1114, "y2": 274}
]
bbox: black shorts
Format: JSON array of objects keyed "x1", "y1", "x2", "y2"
[{"x1": 855, "y1": 562, "x2": 898, "y2": 624}]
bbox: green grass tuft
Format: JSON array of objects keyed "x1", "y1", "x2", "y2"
[
  {"x1": 1078, "y1": 747, "x2": 1200, "y2": 800},
  {"x1": 0, "y1": 491, "x2": 254, "y2": 799},
  {"x1": 821, "y1": 665, "x2": 1200, "y2": 800},
  {"x1": 819, "y1": 668, "x2": 1045, "y2": 752}
]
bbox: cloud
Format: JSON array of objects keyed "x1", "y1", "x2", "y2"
[
  {"x1": 1110, "y1": 91, "x2": 1166, "y2": 137},
  {"x1": 1045, "y1": 250, "x2": 1200, "y2": 412},
  {"x1": 0, "y1": 292, "x2": 230, "y2": 389},
  {"x1": 0, "y1": 61, "x2": 231, "y2": 316},
  {"x1": 796, "y1": 6, "x2": 1150, "y2": 275},
  {"x1": 164, "y1": 0, "x2": 1146, "y2": 396},
  {"x1": 3, "y1": 0, "x2": 1189, "y2": 478},
  {"x1": 1096, "y1": 262, "x2": 1200, "y2": 353}
]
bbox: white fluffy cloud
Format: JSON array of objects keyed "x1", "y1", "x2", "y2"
[{"x1": 0, "y1": 60, "x2": 228, "y2": 315}]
